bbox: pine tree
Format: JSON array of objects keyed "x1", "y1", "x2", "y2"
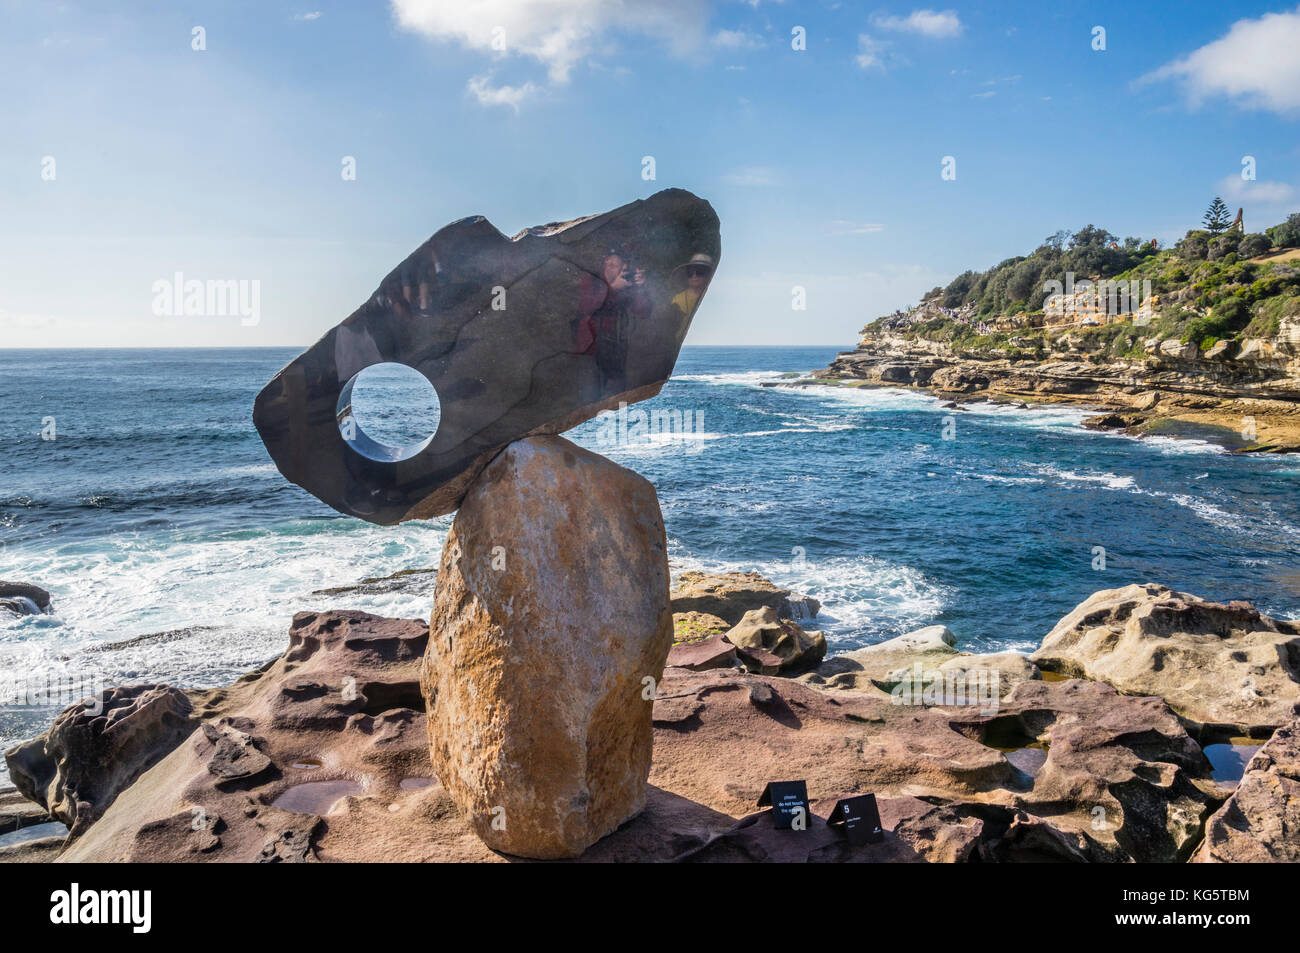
[{"x1": 1203, "y1": 197, "x2": 1231, "y2": 234}]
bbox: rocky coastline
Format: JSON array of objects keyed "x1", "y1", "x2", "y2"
[
  {"x1": 3, "y1": 569, "x2": 1297, "y2": 863},
  {"x1": 778, "y1": 319, "x2": 1300, "y2": 453}
]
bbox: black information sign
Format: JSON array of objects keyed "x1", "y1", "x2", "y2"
[
  {"x1": 827, "y1": 793, "x2": 884, "y2": 845},
  {"x1": 757, "y1": 780, "x2": 810, "y2": 830}
]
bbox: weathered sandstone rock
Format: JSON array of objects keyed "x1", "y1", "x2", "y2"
[
  {"x1": 667, "y1": 634, "x2": 738, "y2": 671},
  {"x1": 1030, "y1": 583, "x2": 1300, "y2": 736},
  {"x1": 253, "y1": 189, "x2": 720, "y2": 524},
  {"x1": 0, "y1": 786, "x2": 50, "y2": 835},
  {"x1": 725, "y1": 606, "x2": 826, "y2": 674},
  {"x1": 799, "y1": 625, "x2": 1039, "y2": 699},
  {"x1": 4, "y1": 684, "x2": 196, "y2": 837},
  {"x1": 421, "y1": 435, "x2": 674, "y2": 859},
  {"x1": 1194, "y1": 717, "x2": 1300, "y2": 862},
  {"x1": 670, "y1": 570, "x2": 820, "y2": 625},
  {"x1": 654, "y1": 668, "x2": 1218, "y2": 862},
  {"x1": 60, "y1": 610, "x2": 433, "y2": 862},
  {"x1": 21, "y1": 605, "x2": 1222, "y2": 863}
]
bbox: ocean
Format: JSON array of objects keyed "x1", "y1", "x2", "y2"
[{"x1": 3, "y1": 345, "x2": 1299, "y2": 784}]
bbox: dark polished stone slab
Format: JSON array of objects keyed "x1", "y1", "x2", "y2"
[{"x1": 254, "y1": 188, "x2": 719, "y2": 524}]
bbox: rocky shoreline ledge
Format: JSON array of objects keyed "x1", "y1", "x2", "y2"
[
  {"x1": 3, "y1": 571, "x2": 1297, "y2": 863},
  {"x1": 775, "y1": 324, "x2": 1300, "y2": 453}
]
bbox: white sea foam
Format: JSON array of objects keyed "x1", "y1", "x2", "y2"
[{"x1": 668, "y1": 548, "x2": 952, "y2": 646}]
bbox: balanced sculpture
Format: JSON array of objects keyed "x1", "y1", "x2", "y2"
[{"x1": 254, "y1": 189, "x2": 720, "y2": 858}]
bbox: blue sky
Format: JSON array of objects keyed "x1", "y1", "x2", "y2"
[{"x1": 2, "y1": 0, "x2": 1299, "y2": 347}]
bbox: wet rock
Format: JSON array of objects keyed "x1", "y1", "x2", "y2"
[
  {"x1": 1194, "y1": 717, "x2": 1300, "y2": 862},
  {"x1": 0, "y1": 581, "x2": 51, "y2": 615},
  {"x1": 4, "y1": 685, "x2": 197, "y2": 837},
  {"x1": 1030, "y1": 583, "x2": 1300, "y2": 736},
  {"x1": 253, "y1": 189, "x2": 720, "y2": 524},
  {"x1": 0, "y1": 786, "x2": 50, "y2": 835},
  {"x1": 421, "y1": 435, "x2": 674, "y2": 859},
  {"x1": 0, "y1": 581, "x2": 51, "y2": 611}
]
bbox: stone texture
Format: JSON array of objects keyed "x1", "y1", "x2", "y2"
[
  {"x1": 1030, "y1": 583, "x2": 1300, "y2": 736},
  {"x1": 253, "y1": 188, "x2": 720, "y2": 525},
  {"x1": 0, "y1": 580, "x2": 51, "y2": 615},
  {"x1": 0, "y1": 786, "x2": 50, "y2": 835},
  {"x1": 726, "y1": 606, "x2": 826, "y2": 674},
  {"x1": 667, "y1": 632, "x2": 738, "y2": 671},
  {"x1": 670, "y1": 570, "x2": 821, "y2": 625},
  {"x1": 5, "y1": 684, "x2": 197, "y2": 837},
  {"x1": 655, "y1": 668, "x2": 1218, "y2": 862},
  {"x1": 799, "y1": 624, "x2": 1039, "y2": 700},
  {"x1": 60, "y1": 610, "x2": 433, "y2": 862},
  {"x1": 420, "y1": 435, "x2": 674, "y2": 859},
  {"x1": 27, "y1": 604, "x2": 1223, "y2": 864},
  {"x1": 1194, "y1": 717, "x2": 1300, "y2": 862}
]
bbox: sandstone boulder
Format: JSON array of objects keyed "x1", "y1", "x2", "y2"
[
  {"x1": 670, "y1": 570, "x2": 820, "y2": 625},
  {"x1": 1194, "y1": 717, "x2": 1300, "y2": 862},
  {"x1": 1158, "y1": 339, "x2": 1200, "y2": 361},
  {"x1": 421, "y1": 435, "x2": 674, "y2": 859},
  {"x1": 725, "y1": 606, "x2": 826, "y2": 674},
  {"x1": 4, "y1": 684, "x2": 196, "y2": 837},
  {"x1": 1030, "y1": 583, "x2": 1300, "y2": 736}
]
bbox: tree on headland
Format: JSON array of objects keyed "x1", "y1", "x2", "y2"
[
  {"x1": 1267, "y1": 213, "x2": 1300, "y2": 249},
  {"x1": 1202, "y1": 197, "x2": 1231, "y2": 235}
]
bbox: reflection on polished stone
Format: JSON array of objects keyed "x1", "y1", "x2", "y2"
[{"x1": 254, "y1": 188, "x2": 720, "y2": 524}]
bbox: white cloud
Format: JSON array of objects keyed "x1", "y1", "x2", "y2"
[
  {"x1": 293, "y1": 11, "x2": 323, "y2": 21},
  {"x1": 831, "y1": 220, "x2": 886, "y2": 235},
  {"x1": 1217, "y1": 174, "x2": 1296, "y2": 205},
  {"x1": 1142, "y1": 6, "x2": 1300, "y2": 115},
  {"x1": 466, "y1": 74, "x2": 539, "y2": 112},
  {"x1": 712, "y1": 28, "x2": 764, "y2": 50},
  {"x1": 855, "y1": 33, "x2": 888, "y2": 70},
  {"x1": 872, "y1": 9, "x2": 963, "y2": 39},
  {"x1": 390, "y1": 0, "x2": 708, "y2": 86},
  {"x1": 722, "y1": 166, "x2": 777, "y2": 186}
]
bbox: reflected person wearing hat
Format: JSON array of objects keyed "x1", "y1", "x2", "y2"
[{"x1": 671, "y1": 253, "x2": 714, "y2": 318}]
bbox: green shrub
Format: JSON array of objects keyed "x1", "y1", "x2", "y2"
[
  {"x1": 1239, "y1": 232, "x2": 1273, "y2": 258},
  {"x1": 1267, "y1": 213, "x2": 1300, "y2": 249}
]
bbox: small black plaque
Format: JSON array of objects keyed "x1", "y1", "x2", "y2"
[
  {"x1": 827, "y1": 794, "x2": 884, "y2": 845},
  {"x1": 757, "y1": 780, "x2": 809, "y2": 830}
]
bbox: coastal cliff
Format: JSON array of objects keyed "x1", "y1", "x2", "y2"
[{"x1": 804, "y1": 224, "x2": 1300, "y2": 451}]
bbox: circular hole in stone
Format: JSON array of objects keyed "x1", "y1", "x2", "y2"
[{"x1": 337, "y1": 362, "x2": 441, "y2": 462}]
